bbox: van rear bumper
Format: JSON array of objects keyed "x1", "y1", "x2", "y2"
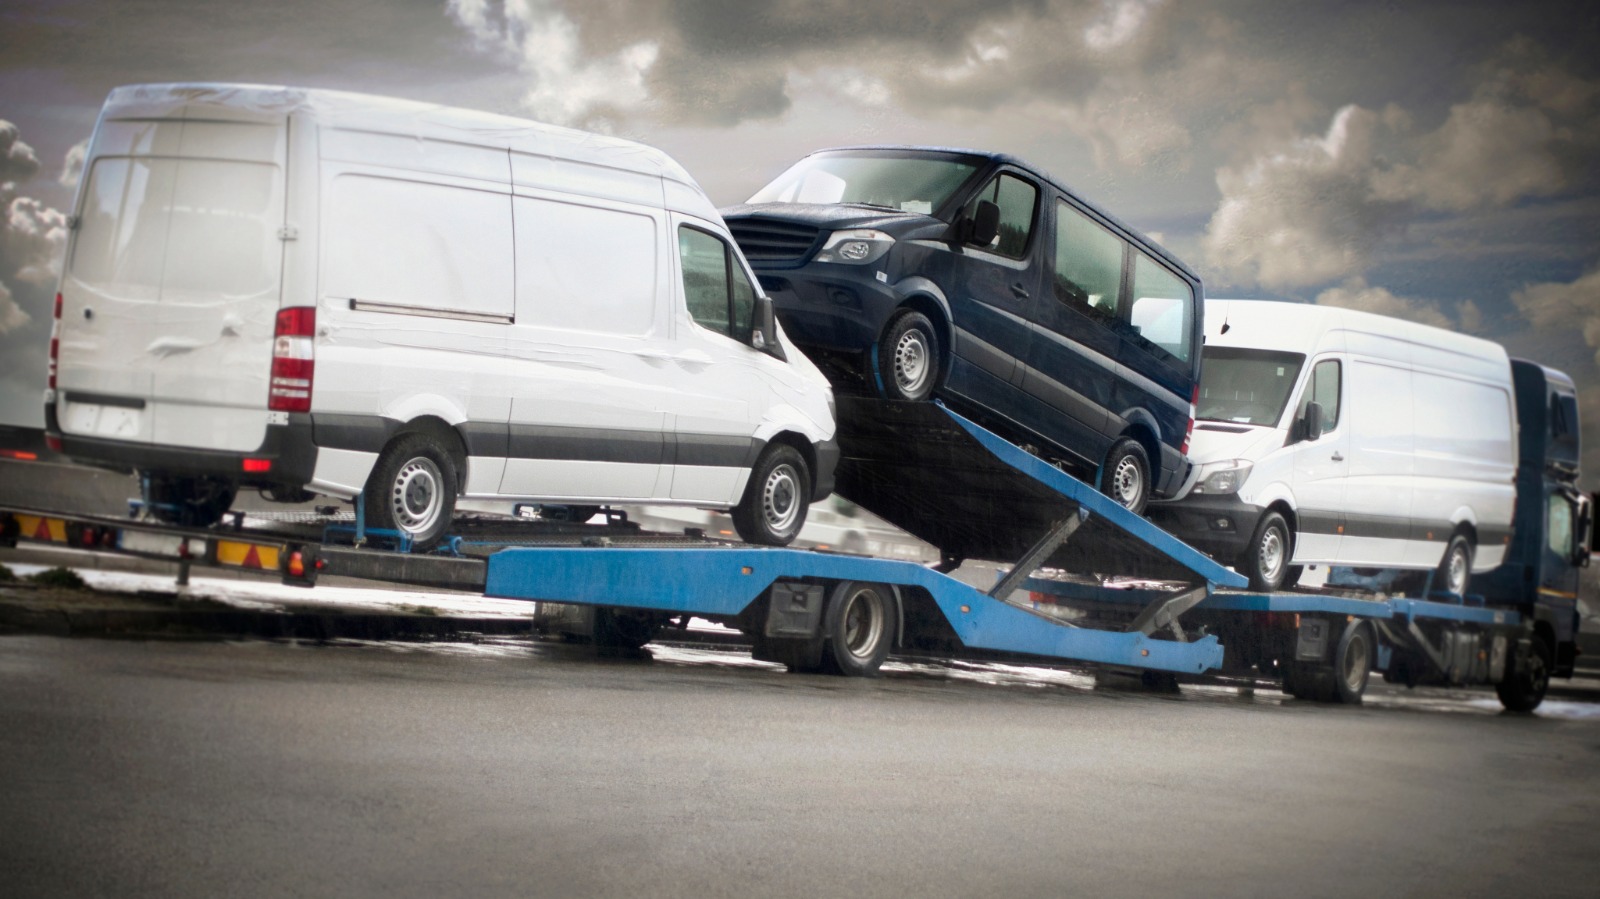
[
  {"x1": 1146, "y1": 493, "x2": 1262, "y2": 562},
  {"x1": 45, "y1": 409, "x2": 318, "y2": 488}
]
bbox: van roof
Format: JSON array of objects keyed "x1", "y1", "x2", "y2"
[
  {"x1": 100, "y1": 82, "x2": 707, "y2": 206},
  {"x1": 810, "y1": 144, "x2": 1197, "y2": 284},
  {"x1": 1204, "y1": 298, "x2": 1511, "y2": 379}
]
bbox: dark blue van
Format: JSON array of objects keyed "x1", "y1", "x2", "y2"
[{"x1": 723, "y1": 146, "x2": 1202, "y2": 513}]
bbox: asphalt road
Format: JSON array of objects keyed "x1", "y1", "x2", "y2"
[{"x1": 3, "y1": 635, "x2": 1598, "y2": 898}]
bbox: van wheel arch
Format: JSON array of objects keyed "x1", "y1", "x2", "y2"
[
  {"x1": 1123, "y1": 424, "x2": 1161, "y2": 487},
  {"x1": 764, "y1": 431, "x2": 817, "y2": 497},
  {"x1": 900, "y1": 295, "x2": 950, "y2": 355}
]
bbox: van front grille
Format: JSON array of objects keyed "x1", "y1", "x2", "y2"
[{"x1": 728, "y1": 218, "x2": 822, "y2": 265}]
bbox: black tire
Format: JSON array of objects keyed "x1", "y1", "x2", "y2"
[
  {"x1": 732, "y1": 443, "x2": 811, "y2": 546},
  {"x1": 1330, "y1": 621, "x2": 1373, "y2": 704},
  {"x1": 1241, "y1": 510, "x2": 1294, "y2": 593},
  {"x1": 143, "y1": 474, "x2": 237, "y2": 528},
  {"x1": 1497, "y1": 634, "x2": 1552, "y2": 713},
  {"x1": 362, "y1": 433, "x2": 458, "y2": 550},
  {"x1": 821, "y1": 581, "x2": 894, "y2": 677},
  {"x1": 877, "y1": 310, "x2": 941, "y2": 401},
  {"x1": 1099, "y1": 438, "x2": 1151, "y2": 514},
  {"x1": 1437, "y1": 532, "x2": 1473, "y2": 596},
  {"x1": 592, "y1": 607, "x2": 662, "y2": 650}
]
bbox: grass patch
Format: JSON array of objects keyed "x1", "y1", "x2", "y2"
[
  {"x1": 400, "y1": 603, "x2": 441, "y2": 617},
  {"x1": 0, "y1": 563, "x2": 15, "y2": 582},
  {"x1": 27, "y1": 567, "x2": 87, "y2": 589}
]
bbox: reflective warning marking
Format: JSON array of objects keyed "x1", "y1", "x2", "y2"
[
  {"x1": 216, "y1": 540, "x2": 280, "y2": 570},
  {"x1": 18, "y1": 515, "x2": 67, "y2": 543}
]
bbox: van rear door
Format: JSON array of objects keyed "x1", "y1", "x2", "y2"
[{"x1": 57, "y1": 115, "x2": 286, "y2": 453}]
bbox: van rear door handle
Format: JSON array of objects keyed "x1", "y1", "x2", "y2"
[
  {"x1": 1331, "y1": 451, "x2": 1344, "y2": 462},
  {"x1": 1010, "y1": 283, "x2": 1030, "y2": 299}
]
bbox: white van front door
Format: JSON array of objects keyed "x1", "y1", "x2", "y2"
[
  {"x1": 665, "y1": 222, "x2": 763, "y2": 505},
  {"x1": 1287, "y1": 357, "x2": 1348, "y2": 562}
]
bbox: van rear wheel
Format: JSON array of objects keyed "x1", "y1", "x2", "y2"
[
  {"x1": 1099, "y1": 439, "x2": 1150, "y2": 514},
  {"x1": 1437, "y1": 533, "x2": 1473, "y2": 596},
  {"x1": 143, "y1": 474, "x2": 237, "y2": 528},
  {"x1": 363, "y1": 433, "x2": 458, "y2": 550},
  {"x1": 732, "y1": 443, "x2": 811, "y2": 546}
]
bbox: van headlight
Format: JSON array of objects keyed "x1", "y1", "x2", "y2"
[
  {"x1": 1191, "y1": 459, "x2": 1253, "y2": 495},
  {"x1": 813, "y1": 229, "x2": 894, "y2": 265}
]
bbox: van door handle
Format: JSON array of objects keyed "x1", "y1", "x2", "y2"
[
  {"x1": 1331, "y1": 452, "x2": 1344, "y2": 462},
  {"x1": 1010, "y1": 283, "x2": 1030, "y2": 299}
]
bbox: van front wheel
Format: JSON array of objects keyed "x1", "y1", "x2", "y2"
[
  {"x1": 363, "y1": 434, "x2": 458, "y2": 551},
  {"x1": 1242, "y1": 510, "x2": 1293, "y2": 592},
  {"x1": 877, "y1": 311, "x2": 941, "y2": 401},
  {"x1": 732, "y1": 444, "x2": 811, "y2": 546},
  {"x1": 1437, "y1": 533, "x2": 1473, "y2": 596}
]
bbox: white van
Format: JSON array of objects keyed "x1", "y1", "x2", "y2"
[
  {"x1": 1148, "y1": 299, "x2": 1517, "y2": 593},
  {"x1": 44, "y1": 83, "x2": 838, "y2": 548}
]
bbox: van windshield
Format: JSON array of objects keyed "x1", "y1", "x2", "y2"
[
  {"x1": 747, "y1": 152, "x2": 981, "y2": 216},
  {"x1": 1198, "y1": 347, "x2": 1306, "y2": 426}
]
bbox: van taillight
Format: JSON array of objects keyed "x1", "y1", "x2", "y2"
[
  {"x1": 47, "y1": 292, "x2": 62, "y2": 390},
  {"x1": 1181, "y1": 384, "x2": 1198, "y2": 455},
  {"x1": 269, "y1": 307, "x2": 316, "y2": 413}
]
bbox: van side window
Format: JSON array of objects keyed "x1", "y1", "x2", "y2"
[
  {"x1": 1129, "y1": 253, "x2": 1194, "y2": 363},
  {"x1": 966, "y1": 173, "x2": 1037, "y2": 258},
  {"x1": 1295, "y1": 359, "x2": 1342, "y2": 431},
  {"x1": 1053, "y1": 199, "x2": 1124, "y2": 320},
  {"x1": 678, "y1": 225, "x2": 753, "y2": 341},
  {"x1": 1548, "y1": 494, "x2": 1575, "y2": 557}
]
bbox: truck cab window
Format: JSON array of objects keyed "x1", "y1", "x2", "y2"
[
  {"x1": 966, "y1": 173, "x2": 1037, "y2": 258},
  {"x1": 1547, "y1": 494, "x2": 1575, "y2": 558}
]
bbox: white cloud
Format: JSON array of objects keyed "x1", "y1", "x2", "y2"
[
  {"x1": 1312, "y1": 279, "x2": 1454, "y2": 330},
  {"x1": 1203, "y1": 105, "x2": 1411, "y2": 290},
  {"x1": 447, "y1": 0, "x2": 659, "y2": 128},
  {"x1": 1085, "y1": 0, "x2": 1163, "y2": 51},
  {"x1": 58, "y1": 139, "x2": 87, "y2": 189},
  {"x1": 1511, "y1": 268, "x2": 1600, "y2": 369},
  {"x1": 2, "y1": 194, "x2": 68, "y2": 286},
  {"x1": 0, "y1": 280, "x2": 28, "y2": 335},
  {"x1": 0, "y1": 120, "x2": 41, "y2": 186}
]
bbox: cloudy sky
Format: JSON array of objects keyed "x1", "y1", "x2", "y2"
[{"x1": 2, "y1": 0, "x2": 1597, "y2": 485}]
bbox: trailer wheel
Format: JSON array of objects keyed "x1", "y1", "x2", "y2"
[
  {"x1": 821, "y1": 581, "x2": 894, "y2": 677},
  {"x1": 1331, "y1": 621, "x2": 1373, "y2": 704},
  {"x1": 1496, "y1": 634, "x2": 1552, "y2": 713},
  {"x1": 1241, "y1": 511, "x2": 1294, "y2": 592},
  {"x1": 1436, "y1": 533, "x2": 1473, "y2": 596},
  {"x1": 363, "y1": 433, "x2": 458, "y2": 550},
  {"x1": 877, "y1": 310, "x2": 941, "y2": 401},
  {"x1": 592, "y1": 607, "x2": 663, "y2": 651},
  {"x1": 732, "y1": 444, "x2": 810, "y2": 546}
]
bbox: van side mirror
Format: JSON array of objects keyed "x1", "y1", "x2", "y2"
[
  {"x1": 752, "y1": 295, "x2": 786, "y2": 361},
  {"x1": 968, "y1": 200, "x2": 1000, "y2": 248},
  {"x1": 952, "y1": 200, "x2": 1001, "y2": 248},
  {"x1": 1302, "y1": 401, "x2": 1324, "y2": 442}
]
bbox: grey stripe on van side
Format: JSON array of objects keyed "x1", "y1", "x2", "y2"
[
  {"x1": 320, "y1": 415, "x2": 756, "y2": 468},
  {"x1": 1299, "y1": 509, "x2": 1513, "y2": 547},
  {"x1": 507, "y1": 425, "x2": 666, "y2": 465}
]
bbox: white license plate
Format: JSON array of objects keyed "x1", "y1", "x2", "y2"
[
  {"x1": 119, "y1": 530, "x2": 203, "y2": 558},
  {"x1": 65, "y1": 402, "x2": 142, "y2": 439}
]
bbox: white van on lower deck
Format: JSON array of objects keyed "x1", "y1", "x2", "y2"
[
  {"x1": 1149, "y1": 299, "x2": 1517, "y2": 593},
  {"x1": 46, "y1": 83, "x2": 837, "y2": 547}
]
